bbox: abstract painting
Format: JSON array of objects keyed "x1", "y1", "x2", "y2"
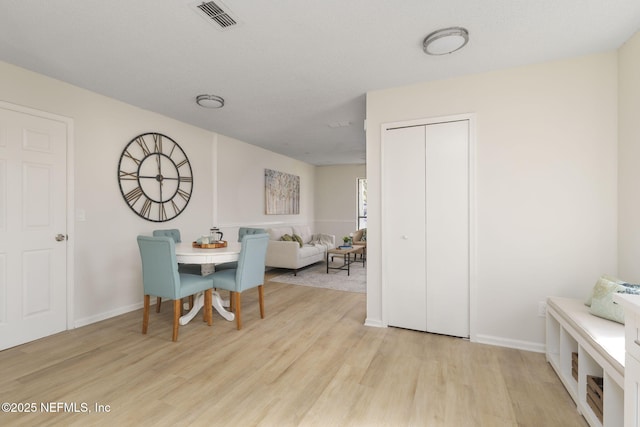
[{"x1": 265, "y1": 169, "x2": 300, "y2": 215}]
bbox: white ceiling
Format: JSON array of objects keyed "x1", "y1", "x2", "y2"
[{"x1": 1, "y1": 1, "x2": 639, "y2": 165}]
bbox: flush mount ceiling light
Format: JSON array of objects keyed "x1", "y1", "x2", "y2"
[
  {"x1": 423, "y1": 27, "x2": 469, "y2": 55},
  {"x1": 196, "y1": 94, "x2": 225, "y2": 109}
]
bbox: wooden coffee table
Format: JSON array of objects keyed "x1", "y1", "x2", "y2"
[{"x1": 326, "y1": 245, "x2": 365, "y2": 276}]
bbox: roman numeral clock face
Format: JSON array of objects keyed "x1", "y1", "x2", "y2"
[{"x1": 118, "y1": 132, "x2": 193, "y2": 222}]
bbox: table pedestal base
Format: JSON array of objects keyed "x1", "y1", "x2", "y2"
[{"x1": 179, "y1": 291, "x2": 234, "y2": 325}]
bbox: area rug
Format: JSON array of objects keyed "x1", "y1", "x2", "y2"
[{"x1": 270, "y1": 261, "x2": 366, "y2": 293}]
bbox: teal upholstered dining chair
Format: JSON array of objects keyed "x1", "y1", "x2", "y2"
[
  {"x1": 152, "y1": 229, "x2": 206, "y2": 312},
  {"x1": 152, "y1": 228, "x2": 203, "y2": 273},
  {"x1": 152, "y1": 228, "x2": 181, "y2": 243},
  {"x1": 211, "y1": 233, "x2": 269, "y2": 330},
  {"x1": 214, "y1": 227, "x2": 267, "y2": 271},
  {"x1": 137, "y1": 235, "x2": 214, "y2": 342}
]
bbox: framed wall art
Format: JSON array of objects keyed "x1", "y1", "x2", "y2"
[{"x1": 265, "y1": 168, "x2": 300, "y2": 215}]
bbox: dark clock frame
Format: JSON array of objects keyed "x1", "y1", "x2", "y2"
[{"x1": 117, "y1": 132, "x2": 193, "y2": 222}]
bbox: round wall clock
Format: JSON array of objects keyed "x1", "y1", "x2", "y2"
[{"x1": 117, "y1": 132, "x2": 193, "y2": 222}]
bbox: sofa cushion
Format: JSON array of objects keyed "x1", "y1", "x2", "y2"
[
  {"x1": 292, "y1": 225, "x2": 313, "y2": 244},
  {"x1": 299, "y1": 245, "x2": 324, "y2": 260},
  {"x1": 268, "y1": 226, "x2": 293, "y2": 241}
]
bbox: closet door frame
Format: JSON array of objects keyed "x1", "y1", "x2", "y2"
[{"x1": 380, "y1": 113, "x2": 477, "y2": 342}]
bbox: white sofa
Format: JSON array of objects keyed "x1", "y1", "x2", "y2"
[{"x1": 265, "y1": 225, "x2": 335, "y2": 275}]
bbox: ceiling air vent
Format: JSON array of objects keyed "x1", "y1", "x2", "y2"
[{"x1": 194, "y1": 1, "x2": 239, "y2": 30}]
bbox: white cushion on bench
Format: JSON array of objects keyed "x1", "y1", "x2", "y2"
[{"x1": 548, "y1": 296, "x2": 625, "y2": 376}]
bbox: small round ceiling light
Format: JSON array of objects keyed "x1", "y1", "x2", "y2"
[
  {"x1": 423, "y1": 27, "x2": 469, "y2": 55},
  {"x1": 196, "y1": 94, "x2": 225, "y2": 109}
]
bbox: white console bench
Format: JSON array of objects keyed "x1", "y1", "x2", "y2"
[
  {"x1": 612, "y1": 293, "x2": 640, "y2": 427},
  {"x1": 546, "y1": 296, "x2": 625, "y2": 427}
]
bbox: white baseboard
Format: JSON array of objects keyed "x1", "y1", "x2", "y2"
[
  {"x1": 360, "y1": 324, "x2": 544, "y2": 353},
  {"x1": 364, "y1": 318, "x2": 384, "y2": 328},
  {"x1": 474, "y1": 334, "x2": 545, "y2": 353},
  {"x1": 74, "y1": 301, "x2": 144, "y2": 328}
]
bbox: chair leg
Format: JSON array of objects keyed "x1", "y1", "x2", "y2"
[
  {"x1": 229, "y1": 290, "x2": 235, "y2": 312},
  {"x1": 203, "y1": 289, "x2": 213, "y2": 326},
  {"x1": 142, "y1": 295, "x2": 150, "y2": 334},
  {"x1": 172, "y1": 300, "x2": 181, "y2": 342},
  {"x1": 156, "y1": 296, "x2": 162, "y2": 313},
  {"x1": 235, "y1": 292, "x2": 242, "y2": 330},
  {"x1": 189, "y1": 295, "x2": 194, "y2": 310},
  {"x1": 258, "y1": 285, "x2": 265, "y2": 319}
]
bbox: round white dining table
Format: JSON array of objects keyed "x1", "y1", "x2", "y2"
[{"x1": 174, "y1": 242, "x2": 241, "y2": 325}]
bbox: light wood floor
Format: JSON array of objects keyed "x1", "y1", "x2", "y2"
[{"x1": 0, "y1": 270, "x2": 587, "y2": 427}]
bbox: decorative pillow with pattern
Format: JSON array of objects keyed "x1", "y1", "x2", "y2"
[
  {"x1": 589, "y1": 278, "x2": 640, "y2": 324},
  {"x1": 585, "y1": 275, "x2": 625, "y2": 307}
]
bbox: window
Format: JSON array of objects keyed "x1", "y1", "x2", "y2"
[{"x1": 357, "y1": 178, "x2": 367, "y2": 230}]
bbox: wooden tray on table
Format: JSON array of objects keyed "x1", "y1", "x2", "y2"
[{"x1": 192, "y1": 240, "x2": 227, "y2": 249}]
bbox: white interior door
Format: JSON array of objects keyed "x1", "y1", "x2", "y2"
[
  {"x1": 383, "y1": 125, "x2": 427, "y2": 331},
  {"x1": 425, "y1": 120, "x2": 469, "y2": 338},
  {"x1": 0, "y1": 106, "x2": 68, "y2": 350}
]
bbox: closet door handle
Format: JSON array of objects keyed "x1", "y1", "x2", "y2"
[{"x1": 402, "y1": 235, "x2": 409, "y2": 240}]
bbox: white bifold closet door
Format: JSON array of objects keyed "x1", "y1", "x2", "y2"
[{"x1": 383, "y1": 119, "x2": 469, "y2": 338}]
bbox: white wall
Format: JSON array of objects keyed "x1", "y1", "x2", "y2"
[
  {"x1": 366, "y1": 52, "x2": 619, "y2": 350},
  {"x1": 618, "y1": 31, "x2": 640, "y2": 280},
  {"x1": 216, "y1": 137, "x2": 365, "y2": 243},
  {"x1": 0, "y1": 60, "x2": 315, "y2": 327},
  {"x1": 314, "y1": 164, "x2": 366, "y2": 239},
  {"x1": 215, "y1": 133, "x2": 316, "y2": 240}
]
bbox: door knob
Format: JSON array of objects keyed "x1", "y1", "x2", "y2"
[
  {"x1": 55, "y1": 234, "x2": 67, "y2": 241},
  {"x1": 402, "y1": 235, "x2": 409, "y2": 240}
]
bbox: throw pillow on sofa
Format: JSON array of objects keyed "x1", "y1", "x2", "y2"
[
  {"x1": 292, "y1": 225, "x2": 312, "y2": 245},
  {"x1": 292, "y1": 234, "x2": 303, "y2": 248},
  {"x1": 281, "y1": 234, "x2": 293, "y2": 241}
]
